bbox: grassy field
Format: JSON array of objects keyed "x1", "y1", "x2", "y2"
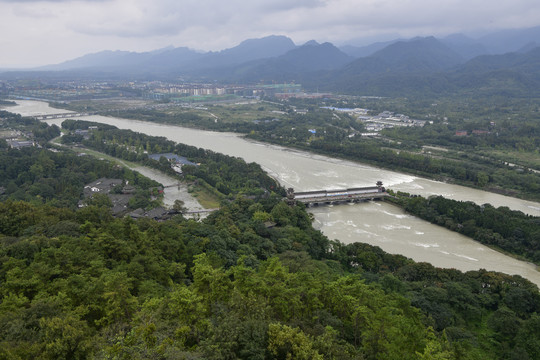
[
  {"x1": 52, "y1": 140, "x2": 141, "y2": 169},
  {"x1": 188, "y1": 184, "x2": 221, "y2": 208},
  {"x1": 164, "y1": 101, "x2": 286, "y2": 124},
  {"x1": 482, "y1": 149, "x2": 540, "y2": 171},
  {"x1": 52, "y1": 99, "x2": 153, "y2": 112},
  {"x1": 60, "y1": 98, "x2": 287, "y2": 125}
]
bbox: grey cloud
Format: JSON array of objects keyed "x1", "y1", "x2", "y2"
[
  {"x1": 66, "y1": 0, "x2": 329, "y2": 39},
  {"x1": 72, "y1": 21, "x2": 183, "y2": 38},
  {"x1": 0, "y1": 0, "x2": 110, "y2": 2},
  {"x1": 70, "y1": 0, "x2": 540, "y2": 44},
  {"x1": 68, "y1": 0, "x2": 261, "y2": 38},
  {"x1": 259, "y1": 0, "x2": 326, "y2": 11},
  {"x1": 2, "y1": 0, "x2": 540, "y2": 68}
]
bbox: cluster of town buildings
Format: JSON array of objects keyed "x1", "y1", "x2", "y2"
[
  {"x1": 3, "y1": 78, "x2": 311, "y2": 103},
  {"x1": 0, "y1": 129, "x2": 36, "y2": 149},
  {"x1": 147, "y1": 85, "x2": 227, "y2": 97},
  {"x1": 148, "y1": 153, "x2": 198, "y2": 174},
  {"x1": 145, "y1": 83, "x2": 305, "y2": 102},
  {"x1": 81, "y1": 177, "x2": 176, "y2": 220},
  {"x1": 275, "y1": 92, "x2": 332, "y2": 100},
  {"x1": 362, "y1": 111, "x2": 427, "y2": 132},
  {"x1": 322, "y1": 107, "x2": 427, "y2": 135}
]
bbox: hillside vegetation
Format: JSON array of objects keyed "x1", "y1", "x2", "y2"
[{"x1": 1, "y1": 118, "x2": 540, "y2": 359}]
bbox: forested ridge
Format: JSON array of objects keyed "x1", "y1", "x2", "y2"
[{"x1": 1, "y1": 117, "x2": 540, "y2": 359}]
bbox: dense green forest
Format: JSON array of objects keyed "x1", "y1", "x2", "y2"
[
  {"x1": 0, "y1": 145, "x2": 166, "y2": 211},
  {"x1": 2, "y1": 115, "x2": 540, "y2": 359},
  {"x1": 2, "y1": 196, "x2": 540, "y2": 359}
]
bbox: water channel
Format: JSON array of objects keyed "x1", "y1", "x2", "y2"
[{"x1": 6, "y1": 100, "x2": 540, "y2": 286}]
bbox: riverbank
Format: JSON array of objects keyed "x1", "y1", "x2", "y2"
[
  {"x1": 16, "y1": 99, "x2": 540, "y2": 202},
  {"x1": 246, "y1": 134, "x2": 540, "y2": 203},
  {"x1": 386, "y1": 191, "x2": 540, "y2": 267},
  {"x1": 6, "y1": 100, "x2": 540, "y2": 285},
  {"x1": 78, "y1": 101, "x2": 540, "y2": 203},
  {"x1": 8, "y1": 100, "x2": 539, "y2": 217},
  {"x1": 0, "y1": 99, "x2": 16, "y2": 106}
]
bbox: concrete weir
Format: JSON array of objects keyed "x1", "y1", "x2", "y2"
[{"x1": 286, "y1": 182, "x2": 388, "y2": 206}]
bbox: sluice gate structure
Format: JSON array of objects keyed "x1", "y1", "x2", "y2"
[{"x1": 286, "y1": 182, "x2": 389, "y2": 206}]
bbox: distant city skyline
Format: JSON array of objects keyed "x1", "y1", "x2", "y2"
[{"x1": 1, "y1": 0, "x2": 540, "y2": 68}]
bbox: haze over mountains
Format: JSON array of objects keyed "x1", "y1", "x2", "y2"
[
  {"x1": 36, "y1": 35, "x2": 297, "y2": 74},
  {"x1": 2, "y1": 26, "x2": 540, "y2": 97}
]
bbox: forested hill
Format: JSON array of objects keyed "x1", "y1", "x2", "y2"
[
  {"x1": 2, "y1": 196, "x2": 540, "y2": 359},
  {"x1": 1, "y1": 117, "x2": 540, "y2": 359},
  {"x1": 316, "y1": 44, "x2": 540, "y2": 97},
  {"x1": 200, "y1": 41, "x2": 354, "y2": 82},
  {"x1": 348, "y1": 36, "x2": 464, "y2": 73}
]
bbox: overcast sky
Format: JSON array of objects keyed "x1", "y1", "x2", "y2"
[{"x1": 1, "y1": 0, "x2": 540, "y2": 68}]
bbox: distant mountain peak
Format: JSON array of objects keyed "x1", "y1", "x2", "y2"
[
  {"x1": 340, "y1": 36, "x2": 464, "y2": 77},
  {"x1": 12, "y1": 28, "x2": 540, "y2": 87},
  {"x1": 479, "y1": 25, "x2": 540, "y2": 54},
  {"x1": 303, "y1": 40, "x2": 320, "y2": 46},
  {"x1": 150, "y1": 45, "x2": 175, "y2": 54},
  {"x1": 236, "y1": 35, "x2": 294, "y2": 45},
  {"x1": 274, "y1": 40, "x2": 353, "y2": 71}
]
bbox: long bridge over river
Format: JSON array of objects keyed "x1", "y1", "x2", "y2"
[
  {"x1": 33, "y1": 112, "x2": 96, "y2": 120},
  {"x1": 286, "y1": 182, "x2": 390, "y2": 206}
]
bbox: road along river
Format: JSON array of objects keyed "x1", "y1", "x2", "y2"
[{"x1": 6, "y1": 100, "x2": 540, "y2": 285}]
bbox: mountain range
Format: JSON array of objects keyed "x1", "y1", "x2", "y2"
[{"x1": 3, "y1": 26, "x2": 540, "y2": 98}]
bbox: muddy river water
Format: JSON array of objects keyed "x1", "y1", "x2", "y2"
[{"x1": 6, "y1": 100, "x2": 540, "y2": 285}]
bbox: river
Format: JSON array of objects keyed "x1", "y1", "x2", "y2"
[{"x1": 6, "y1": 100, "x2": 540, "y2": 286}]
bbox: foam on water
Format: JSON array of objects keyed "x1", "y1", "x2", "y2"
[
  {"x1": 381, "y1": 224, "x2": 411, "y2": 230},
  {"x1": 412, "y1": 242, "x2": 439, "y2": 248},
  {"x1": 453, "y1": 253, "x2": 479, "y2": 262}
]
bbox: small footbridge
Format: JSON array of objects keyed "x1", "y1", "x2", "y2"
[
  {"x1": 162, "y1": 183, "x2": 182, "y2": 189},
  {"x1": 286, "y1": 181, "x2": 389, "y2": 206}
]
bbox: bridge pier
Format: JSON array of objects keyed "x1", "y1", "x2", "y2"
[{"x1": 286, "y1": 188, "x2": 296, "y2": 206}]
